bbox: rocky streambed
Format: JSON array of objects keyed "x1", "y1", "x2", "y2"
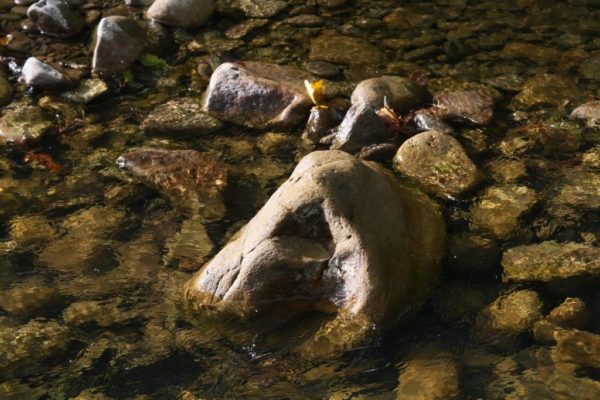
[{"x1": 1, "y1": 0, "x2": 600, "y2": 399}]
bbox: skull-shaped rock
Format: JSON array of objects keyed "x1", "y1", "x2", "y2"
[{"x1": 185, "y1": 150, "x2": 445, "y2": 350}]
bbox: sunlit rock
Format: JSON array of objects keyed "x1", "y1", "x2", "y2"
[
  {"x1": 185, "y1": 150, "x2": 445, "y2": 354},
  {"x1": 27, "y1": 0, "x2": 84, "y2": 38},
  {"x1": 147, "y1": 0, "x2": 215, "y2": 29},
  {"x1": 92, "y1": 16, "x2": 146, "y2": 76},
  {"x1": 0, "y1": 105, "x2": 53, "y2": 145},
  {"x1": 141, "y1": 98, "x2": 223, "y2": 136},
  {"x1": 434, "y1": 90, "x2": 493, "y2": 125},
  {"x1": 570, "y1": 101, "x2": 600, "y2": 127}
]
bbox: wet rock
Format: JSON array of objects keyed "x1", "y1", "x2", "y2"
[
  {"x1": 286, "y1": 14, "x2": 323, "y2": 27},
  {"x1": 309, "y1": 34, "x2": 383, "y2": 65},
  {"x1": 92, "y1": 16, "x2": 146, "y2": 77},
  {"x1": 27, "y1": 0, "x2": 84, "y2": 38},
  {"x1": 432, "y1": 281, "x2": 486, "y2": 323},
  {"x1": 238, "y1": 0, "x2": 286, "y2": 18},
  {"x1": 356, "y1": 143, "x2": 398, "y2": 163},
  {"x1": 393, "y1": 131, "x2": 480, "y2": 198},
  {"x1": 547, "y1": 298, "x2": 591, "y2": 329},
  {"x1": 501, "y1": 42, "x2": 561, "y2": 65},
  {"x1": 510, "y1": 74, "x2": 584, "y2": 110},
  {"x1": 0, "y1": 105, "x2": 52, "y2": 146},
  {"x1": 502, "y1": 241, "x2": 600, "y2": 283},
  {"x1": 63, "y1": 300, "x2": 136, "y2": 328},
  {"x1": 496, "y1": 123, "x2": 581, "y2": 157},
  {"x1": 476, "y1": 289, "x2": 543, "y2": 345},
  {"x1": 185, "y1": 151, "x2": 445, "y2": 350},
  {"x1": 163, "y1": 216, "x2": 213, "y2": 270},
  {"x1": 146, "y1": 0, "x2": 215, "y2": 29},
  {"x1": 547, "y1": 168, "x2": 600, "y2": 214},
  {"x1": 141, "y1": 98, "x2": 223, "y2": 136},
  {"x1": 582, "y1": 145, "x2": 600, "y2": 169},
  {"x1": 126, "y1": 0, "x2": 155, "y2": 5},
  {"x1": 225, "y1": 18, "x2": 268, "y2": 39},
  {"x1": 483, "y1": 74, "x2": 525, "y2": 93},
  {"x1": 447, "y1": 232, "x2": 500, "y2": 276},
  {"x1": 396, "y1": 344, "x2": 460, "y2": 400},
  {"x1": 202, "y1": 61, "x2": 312, "y2": 130},
  {"x1": 22, "y1": 57, "x2": 76, "y2": 91},
  {"x1": 579, "y1": 55, "x2": 600, "y2": 81},
  {"x1": 9, "y1": 214, "x2": 55, "y2": 246},
  {"x1": 553, "y1": 329, "x2": 600, "y2": 370},
  {"x1": 303, "y1": 105, "x2": 340, "y2": 142},
  {"x1": 487, "y1": 158, "x2": 527, "y2": 183},
  {"x1": 117, "y1": 148, "x2": 228, "y2": 219},
  {"x1": 351, "y1": 76, "x2": 427, "y2": 114},
  {"x1": 412, "y1": 110, "x2": 454, "y2": 135},
  {"x1": 316, "y1": 0, "x2": 347, "y2": 7},
  {"x1": 470, "y1": 184, "x2": 538, "y2": 240},
  {"x1": 0, "y1": 282, "x2": 63, "y2": 317},
  {"x1": 257, "y1": 132, "x2": 297, "y2": 156},
  {"x1": 305, "y1": 61, "x2": 340, "y2": 78},
  {"x1": 330, "y1": 102, "x2": 390, "y2": 153},
  {"x1": 570, "y1": 101, "x2": 600, "y2": 127},
  {"x1": 0, "y1": 319, "x2": 70, "y2": 377},
  {"x1": 62, "y1": 78, "x2": 108, "y2": 104},
  {"x1": 0, "y1": 69, "x2": 13, "y2": 106},
  {"x1": 434, "y1": 91, "x2": 493, "y2": 125}
]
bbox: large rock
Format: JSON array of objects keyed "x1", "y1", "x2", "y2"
[
  {"x1": 22, "y1": 57, "x2": 76, "y2": 91},
  {"x1": 146, "y1": 0, "x2": 215, "y2": 29},
  {"x1": 185, "y1": 151, "x2": 445, "y2": 350},
  {"x1": 502, "y1": 241, "x2": 600, "y2": 283},
  {"x1": 92, "y1": 16, "x2": 146, "y2": 77},
  {"x1": 393, "y1": 131, "x2": 480, "y2": 198},
  {"x1": 202, "y1": 61, "x2": 313, "y2": 130},
  {"x1": 117, "y1": 148, "x2": 228, "y2": 219},
  {"x1": 27, "y1": 0, "x2": 84, "y2": 38},
  {"x1": 350, "y1": 76, "x2": 427, "y2": 114}
]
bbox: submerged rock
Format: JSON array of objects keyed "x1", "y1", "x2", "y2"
[
  {"x1": 62, "y1": 78, "x2": 108, "y2": 104},
  {"x1": 393, "y1": 131, "x2": 480, "y2": 198},
  {"x1": 547, "y1": 168, "x2": 600, "y2": 214},
  {"x1": 238, "y1": 0, "x2": 286, "y2": 18},
  {"x1": 0, "y1": 282, "x2": 63, "y2": 317},
  {"x1": 27, "y1": 0, "x2": 84, "y2": 38},
  {"x1": 434, "y1": 90, "x2": 494, "y2": 125},
  {"x1": 203, "y1": 61, "x2": 313, "y2": 130},
  {"x1": 547, "y1": 297, "x2": 591, "y2": 329},
  {"x1": 147, "y1": 0, "x2": 215, "y2": 29},
  {"x1": 469, "y1": 184, "x2": 538, "y2": 240},
  {"x1": 0, "y1": 105, "x2": 52, "y2": 145},
  {"x1": 396, "y1": 344, "x2": 460, "y2": 400},
  {"x1": 553, "y1": 329, "x2": 600, "y2": 370},
  {"x1": 570, "y1": 101, "x2": 600, "y2": 127},
  {"x1": 309, "y1": 34, "x2": 383, "y2": 65},
  {"x1": 117, "y1": 148, "x2": 228, "y2": 219},
  {"x1": 92, "y1": 16, "x2": 146, "y2": 76},
  {"x1": 502, "y1": 241, "x2": 600, "y2": 283},
  {"x1": 185, "y1": 151, "x2": 445, "y2": 351},
  {"x1": 510, "y1": 74, "x2": 584, "y2": 110},
  {"x1": 163, "y1": 216, "x2": 214, "y2": 270},
  {"x1": 22, "y1": 57, "x2": 76, "y2": 91},
  {"x1": 496, "y1": 123, "x2": 581, "y2": 157},
  {"x1": 141, "y1": 98, "x2": 223, "y2": 136}
]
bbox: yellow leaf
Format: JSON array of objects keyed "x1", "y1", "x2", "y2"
[{"x1": 304, "y1": 79, "x2": 325, "y2": 105}]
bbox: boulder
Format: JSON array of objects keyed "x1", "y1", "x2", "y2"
[
  {"x1": 92, "y1": 16, "x2": 146, "y2": 77},
  {"x1": 27, "y1": 0, "x2": 83, "y2": 38},
  {"x1": 393, "y1": 131, "x2": 480, "y2": 198},
  {"x1": 22, "y1": 57, "x2": 76, "y2": 91},
  {"x1": 146, "y1": 0, "x2": 215, "y2": 29},
  {"x1": 203, "y1": 61, "x2": 313, "y2": 130},
  {"x1": 185, "y1": 150, "x2": 445, "y2": 350}
]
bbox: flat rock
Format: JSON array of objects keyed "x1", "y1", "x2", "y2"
[
  {"x1": 351, "y1": 75, "x2": 427, "y2": 114},
  {"x1": 185, "y1": 150, "x2": 445, "y2": 351},
  {"x1": 434, "y1": 90, "x2": 494, "y2": 125},
  {"x1": 117, "y1": 148, "x2": 228, "y2": 220},
  {"x1": 570, "y1": 101, "x2": 600, "y2": 127},
  {"x1": 470, "y1": 184, "x2": 538, "y2": 240},
  {"x1": 496, "y1": 123, "x2": 581, "y2": 157},
  {"x1": 141, "y1": 97, "x2": 223, "y2": 136},
  {"x1": 0, "y1": 105, "x2": 52, "y2": 145},
  {"x1": 27, "y1": 0, "x2": 83, "y2": 38},
  {"x1": 502, "y1": 241, "x2": 600, "y2": 283},
  {"x1": 22, "y1": 57, "x2": 76, "y2": 91},
  {"x1": 62, "y1": 78, "x2": 108, "y2": 104},
  {"x1": 309, "y1": 34, "x2": 383, "y2": 65},
  {"x1": 92, "y1": 16, "x2": 146, "y2": 76},
  {"x1": 510, "y1": 74, "x2": 584, "y2": 110},
  {"x1": 202, "y1": 61, "x2": 313, "y2": 130},
  {"x1": 393, "y1": 131, "x2": 480, "y2": 198},
  {"x1": 146, "y1": 0, "x2": 215, "y2": 29}
]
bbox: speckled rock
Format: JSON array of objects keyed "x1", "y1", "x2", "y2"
[
  {"x1": 9, "y1": 214, "x2": 55, "y2": 246},
  {"x1": 547, "y1": 168, "x2": 600, "y2": 214},
  {"x1": 117, "y1": 148, "x2": 228, "y2": 219},
  {"x1": 27, "y1": 0, "x2": 84, "y2": 38},
  {"x1": 547, "y1": 298, "x2": 591, "y2": 329},
  {"x1": 238, "y1": 0, "x2": 286, "y2": 18},
  {"x1": 202, "y1": 61, "x2": 313, "y2": 130},
  {"x1": 62, "y1": 78, "x2": 108, "y2": 104},
  {"x1": 553, "y1": 329, "x2": 600, "y2": 369},
  {"x1": 570, "y1": 101, "x2": 600, "y2": 127},
  {"x1": 309, "y1": 34, "x2": 383, "y2": 65},
  {"x1": 393, "y1": 131, "x2": 480, "y2": 198},
  {"x1": 434, "y1": 91, "x2": 494, "y2": 125},
  {"x1": 0, "y1": 282, "x2": 63, "y2": 317},
  {"x1": 147, "y1": 0, "x2": 215, "y2": 29},
  {"x1": 141, "y1": 98, "x2": 223, "y2": 136},
  {"x1": 502, "y1": 241, "x2": 600, "y2": 283},
  {"x1": 0, "y1": 105, "x2": 52, "y2": 145},
  {"x1": 487, "y1": 158, "x2": 527, "y2": 183},
  {"x1": 510, "y1": 74, "x2": 584, "y2": 110},
  {"x1": 92, "y1": 16, "x2": 146, "y2": 76},
  {"x1": 496, "y1": 123, "x2": 581, "y2": 156},
  {"x1": 470, "y1": 184, "x2": 538, "y2": 240}
]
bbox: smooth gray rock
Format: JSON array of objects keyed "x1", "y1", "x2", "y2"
[
  {"x1": 27, "y1": 0, "x2": 84, "y2": 38},
  {"x1": 330, "y1": 102, "x2": 390, "y2": 153},
  {"x1": 203, "y1": 61, "x2": 313, "y2": 130},
  {"x1": 351, "y1": 76, "x2": 427, "y2": 114},
  {"x1": 22, "y1": 57, "x2": 75, "y2": 91},
  {"x1": 92, "y1": 16, "x2": 146, "y2": 76},
  {"x1": 185, "y1": 150, "x2": 445, "y2": 353},
  {"x1": 146, "y1": 0, "x2": 215, "y2": 29}
]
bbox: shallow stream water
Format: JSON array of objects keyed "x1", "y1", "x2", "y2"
[{"x1": 1, "y1": 0, "x2": 600, "y2": 399}]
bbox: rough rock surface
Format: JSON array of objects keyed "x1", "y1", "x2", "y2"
[
  {"x1": 502, "y1": 241, "x2": 600, "y2": 283},
  {"x1": 0, "y1": 105, "x2": 52, "y2": 145},
  {"x1": 117, "y1": 148, "x2": 228, "y2": 219},
  {"x1": 434, "y1": 90, "x2": 494, "y2": 125},
  {"x1": 393, "y1": 131, "x2": 480, "y2": 198},
  {"x1": 146, "y1": 0, "x2": 215, "y2": 29},
  {"x1": 185, "y1": 151, "x2": 445, "y2": 347},
  {"x1": 27, "y1": 0, "x2": 84, "y2": 38},
  {"x1": 570, "y1": 101, "x2": 600, "y2": 127},
  {"x1": 203, "y1": 61, "x2": 313, "y2": 130},
  {"x1": 92, "y1": 16, "x2": 146, "y2": 76},
  {"x1": 510, "y1": 74, "x2": 584, "y2": 110},
  {"x1": 141, "y1": 98, "x2": 223, "y2": 136},
  {"x1": 553, "y1": 329, "x2": 600, "y2": 370}
]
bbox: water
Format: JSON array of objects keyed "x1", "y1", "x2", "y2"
[{"x1": 1, "y1": 0, "x2": 600, "y2": 398}]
